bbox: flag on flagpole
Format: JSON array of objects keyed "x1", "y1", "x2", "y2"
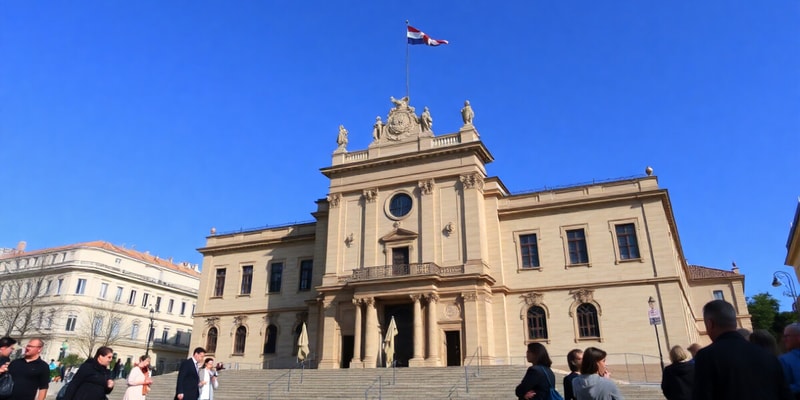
[{"x1": 407, "y1": 25, "x2": 449, "y2": 46}]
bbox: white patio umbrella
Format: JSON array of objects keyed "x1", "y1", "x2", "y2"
[
  {"x1": 383, "y1": 316, "x2": 398, "y2": 368},
  {"x1": 297, "y1": 322, "x2": 309, "y2": 361}
]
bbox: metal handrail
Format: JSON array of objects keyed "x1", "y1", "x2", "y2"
[
  {"x1": 262, "y1": 355, "x2": 313, "y2": 400},
  {"x1": 364, "y1": 360, "x2": 397, "y2": 400},
  {"x1": 447, "y1": 346, "x2": 482, "y2": 398}
]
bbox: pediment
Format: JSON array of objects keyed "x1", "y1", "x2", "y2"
[{"x1": 380, "y1": 227, "x2": 418, "y2": 243}]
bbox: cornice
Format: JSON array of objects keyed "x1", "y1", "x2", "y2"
[{"x1": 198, "y1": 233, "x2": 315, "y2": 255}]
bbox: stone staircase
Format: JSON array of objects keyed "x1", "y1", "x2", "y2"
[{"x1": 49, "y1": 365, "x2": 664, "y2": 399}]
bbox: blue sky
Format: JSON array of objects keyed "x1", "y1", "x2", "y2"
[{"x1": 2, "y1": 2, "x2": 799, "y2": 309}]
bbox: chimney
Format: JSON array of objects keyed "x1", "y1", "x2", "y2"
[{"x1": 16, "y1": 241, "x2": 26, "y2": 252}]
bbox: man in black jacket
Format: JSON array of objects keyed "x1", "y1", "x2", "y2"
[
  {"x1": 693, "y1": 300, "x2": 792, "y2": 400},
  {"x1": 175, "y1": 347, "x2": 206, "y2": 400}
]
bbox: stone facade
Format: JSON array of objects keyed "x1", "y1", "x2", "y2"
[
  {"x1": 0, "y1": 241, "x2": 199, "y2": 371},
  {"x1": 192, "y1": 98, "x2": 749, "y2": 369}
]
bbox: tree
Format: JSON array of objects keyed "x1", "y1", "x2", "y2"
[
  {"x1": 0, "y1": 263, "x2": 60, "y2": 339},
  {"x1": 72, "y1": 303, "x2": 131, "y2": 358},
  {"x1": 748, "y1": 292, "x2": 780, "y2": 333}
]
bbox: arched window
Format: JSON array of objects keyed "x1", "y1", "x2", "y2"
[
  {"x1": 527, "y1": 306, "x2": 548, "y2": 340},
  {"x1": 234, "y1": 326, "x2": 246, "y2": 354},
  {"x1": 206, "y1": 327, "x2": 218, "y2": 354},
  {"x1": 577, "y1": 303, "x2": 600, "y2": 338},
  {"x1": 263, "y1": 325, "x2": 277, "y2": 354}
]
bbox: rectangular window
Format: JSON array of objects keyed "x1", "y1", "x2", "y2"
[
  {"x1": 519, "y1": 234, "x2": 540, "y2": 269},
  {"x1": 93, "y1": 316, "x2": 104, "y2": 336},
  {"x1": 615, "y1": 223, "x2": 640, "y2": 260},
  {"x1": 180, "y1": 301, "x2": 186, "y2": 316},
  {"x1": 75, "y1": 278, "x2": 87, "y2": 295},
  {"x1": 155, "y1": 296, "x2": 162, "y2": 312},
  {"x1": 130, "y1": 323, "x2": 140, "y2": 340},
  {"x1": 168, "y1": 299, "x2": 174, "y2": 313},
  {"x1": 299, "y1": 260, "x2": 313, "y2": 291},
  {"x1": 214, "y1": 269, "x2": 226, "y2": 297},
  {"x1": 57, "y1": 278, "x2": 63, "y2": 295},
  {"x1": 65, "y1": 316, "x2": 77, "y2": 332},
  {"x1": 269, "y1": 263, "x2": 283, "y2": 293},
  {"x1": 115, "y1": 287, "x2": 123, "y2": 302},
  {"x1": 240, "y1": 266, "x2": 253, "y2": 295},
  {"x1": 142, "y1": 293, "x2": 150, "y2": 308},
  {"x1": 567, "y1": 229, "x2": 589, "y2": 264},
  {"x1": 161, "y1": 328, "x2": 169, "y2": 343},
  {"x1": 175, "y1": 330, "x2": 182, "y2": 345},
  {"x1": 713, "y1": 290, "x2": 725, "y2": 300},
  {"x1": 110, "y1": 319, "x2": 121, "y2": 336},
  {"x1": 99, "y1": 283, "x2": 108, "y2": 299},
  {"x1": 45, "y1": 280, "x2": 52, "y2": 295},
  {"x1": 128, "y1": 290, "x2": 137, "y2": 305}
]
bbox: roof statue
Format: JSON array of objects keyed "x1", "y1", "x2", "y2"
[
  {"x1": 419, "y1": 106, "x2": 433, "y2": 133},
  {"x1": 336, "y1": 124, "x2": 348, "y2": 151},
  {"x1": 461, "y1": 100, "x2": 474, "y2": 126},
  {"x1": 372, "y1": 116, "x2": 384, "y2": 142}
]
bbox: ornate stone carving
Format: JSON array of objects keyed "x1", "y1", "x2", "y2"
[
  {"x1": 443, "y1": 222, "x2": 454, "y2": 235},
  {"x1": 418, "y1": 179, "x2": 435, "y2": 196},
  {"x1": 373, "y1": 116, "x2": 385, "y2": 141},
  {"x1": 521, "y1": 292, "x2": 545, "y2": 306},
  {"x1": 427, "y1": 293, "x2": 440, "y2": 303},
  {"x1": 461, "y1": 292, "x2": 478, "y2": 302},
  {"x1": 385, "y1": 96, "x2": 419, "y2": 141},
  {"x1": 327, "y1": 193, "x2": 341, "y2": 208},
  {"x1": 363, "y1": 297, "x2": 375, "y2": 307},
  {"x1": 345, "y1": 233, "x2": 354, "y2": 247},
  {"x1": 571, "y1": 289, "x2": 595, "y2": 304},
  {"x1": 420, "y1": 106, "x2": 433, "y2": 133},
  {"x1": 233, "y1": 315, "x2": 248, "y2": 326},
  {"x1": 363, "y1": 188, "x2": 378, "y2": 203},
  {"x1": 352, "y1": 298, "x2": 363, "y2": 306},
  {"x1": 205, "y1": 316, "x2": 220, "y2": 327},
  {"x1": 460, "y1": 173, "x2": 484, "y2": 191},
  {"x1": 410, "y1": 294, "x2": 422, "y2": 302},
  {"x1": 444, "y1": 304, "x2": 460, "y2": 319}
]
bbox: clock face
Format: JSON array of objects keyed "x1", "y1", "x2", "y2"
[{"x1": 389, "y1": 193, "x2": 412, "y2": 218}]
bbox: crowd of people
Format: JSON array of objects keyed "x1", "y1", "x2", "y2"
[
  {"x1": 517, "y1": 299, "x2": 800, "y2": 400},
  {"x1": 0, "y1": 339, "x2": 220, "y2": 400}
]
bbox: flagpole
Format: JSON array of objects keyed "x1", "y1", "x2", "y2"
[{"x1": 405, "y1": 20, "x2": 410, "y2": 99}]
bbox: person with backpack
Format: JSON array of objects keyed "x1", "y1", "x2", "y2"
[{"x1": 515, "y1": 342, "x2": 564, "y2": 400}]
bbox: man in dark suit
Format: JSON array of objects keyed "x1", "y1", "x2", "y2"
[
  {"x1": 693, "y1": 300, "x2": 792, "y2": 400},
  {"x1": 175, "y1": 347, "x2": 206, "y2": 400}
]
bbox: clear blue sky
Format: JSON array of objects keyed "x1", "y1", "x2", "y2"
[{"x1": 2, "y1": 2, "x2": 798, "y2": 309}]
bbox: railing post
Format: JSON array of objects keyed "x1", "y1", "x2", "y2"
[
  {"x1": 267, "y1": 382, "x2": 271, "y2": 400},
  {"x1": 379, "y1": 376, "x2": 382, "y2": 400},
  {"x1": 464, "y1": 364, "x2": 470, "y2": 393},
  {"x1": 287, "y1": 369, "x2": 291, "y2": 392}
]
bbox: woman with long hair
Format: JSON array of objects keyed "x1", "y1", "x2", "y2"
[
  {"x1": 61, "y1": 346, "x2": 115, "y2": 400},
  {"x1": 572, "y1": 347, "x2": 623, "y2": 400},
  {"x1": 661, "y1": 345, "x2": 693, "y2": 400},
  {"x1": 122, "y1": 355, "x2": 153, "y2": 400},
  {"x1": 199, "y1": 357, "x2": 219, "y2": 400},
  {"x1": 515, "y1": 342, "x2": 560, "y2": 400}
]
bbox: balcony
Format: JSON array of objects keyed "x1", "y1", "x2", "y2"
[{"x1": 349, "y1": 263, "x2": 464, "y2": 282}]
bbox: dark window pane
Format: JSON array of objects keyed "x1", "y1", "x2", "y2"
[
  {"x1": 214, "y1": 269, "x2": 226, "y2": 297},
  {"x1": 234, "y1": 326, "x2": 247, "y2": 354},
  {"x1": 299, "y1": 260, "x2": 313, "y2": 291},
  {"x1": 615, "y1": 223, "x2": 640, "y2": 260},
  {"x1": 269, "y1": 263, "x2": 283, "y2": 293},
  {"x1": 527, "y1": 306, "x2": 548, "y2": 339},
  {"x1": 519, "y1": 234, "x2": 540, "y2": 268},
  {"x1": 241, "y1": 265, "x2": 253, "y2": 295},
  {"x1": 567, "y1": 229, "x2": 589, "y2": 264},
  {"x1": 577, "y1": 303, "x2": 600, "y2": 338},
  {"x1": 206, "y1": 327, "x2": 218, "y2": 353}
]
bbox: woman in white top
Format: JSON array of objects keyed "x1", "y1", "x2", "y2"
[
  {"x1": 199, "y1": 357, "x2": 218, "y2": 400},
  {"x1": 122, "y1": 355, "x2": 152, "y2": 400}
]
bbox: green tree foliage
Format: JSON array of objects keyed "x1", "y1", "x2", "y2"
[{"x1": 748, "y1": 293, "x2": 780, "y2": 332}]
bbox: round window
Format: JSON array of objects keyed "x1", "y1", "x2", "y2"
[{"x1": 388, "y1": 193, "x2": 413, "y2": 218}]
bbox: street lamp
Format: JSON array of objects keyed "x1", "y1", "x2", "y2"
[
  {"x1": 647, "y1": 296, "x2": 665, "y2": 372},
  {"x1": 58, "y1": 341, "x2": 68, "y2": 361},
  {"x1": 145, "y1": 308, "x2": 155, "y2": 357},
  {"x1": 771, "y1": 271, "x2": 800, "y2": 320}
]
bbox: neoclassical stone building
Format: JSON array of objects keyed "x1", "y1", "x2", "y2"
[{"x1": 192, "y1": 98, "x2": 749, "y2": 369}]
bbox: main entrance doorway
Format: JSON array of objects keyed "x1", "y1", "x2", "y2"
[
  {"x1": 445, "y1": 330, "x2": 461, "y2": 366},
  {"x1": 383, "y1": 303, "x2": 413, "y2": 367},
  {"x1": 341, "y1": 335, "x2": 354, "y2": 368}
]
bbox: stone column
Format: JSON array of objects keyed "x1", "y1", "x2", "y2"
[
  {"x1": 459, "y1": 174, "x2": 488, "y2": 272},
  {"x1": 409, "y1": 294, "x2": 424, "y2": 366},
  {"x1": 363, "y1": 297, "x2": 378, "y2": 368},
  {"x1": 351, "y1": 298, "x2": 363, "y2": 366},
  {"x1": 418, "y1": 179, "x2": 438, "y2": 264},
  {"x1": 461, "y1": 291, "x2": 479, "y2": 365},
  {"x1": 317, "y1": 298, "x2": 339, "y2": 369},
  {"x1": 362, "y1": 188, "x2": 379, "y2": 266},
  {"x1": 426, "y1": 293, "x2": 441, "y2": 365}
]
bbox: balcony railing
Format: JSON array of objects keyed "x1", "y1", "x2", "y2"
[{"x1": 350, "y1": 263, "x2": 463, "y2": 281}]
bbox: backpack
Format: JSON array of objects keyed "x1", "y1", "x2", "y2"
[{"x1": 538, "y1": 366, "x2": 564, "y2": 400}]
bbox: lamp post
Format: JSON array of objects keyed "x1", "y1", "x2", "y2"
[
  {"x1": 58, "y1": 341, "x2": 68, "y2": 361},
  {"x1": 647, "y1": 296, "x2": 665, "y2": 372},
  {"x1": 145, "y1": 308, "x2": 155, "y2": 357},
  {"x1": 772, "y1": 271, "x2": 800, "y2": 320}
]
